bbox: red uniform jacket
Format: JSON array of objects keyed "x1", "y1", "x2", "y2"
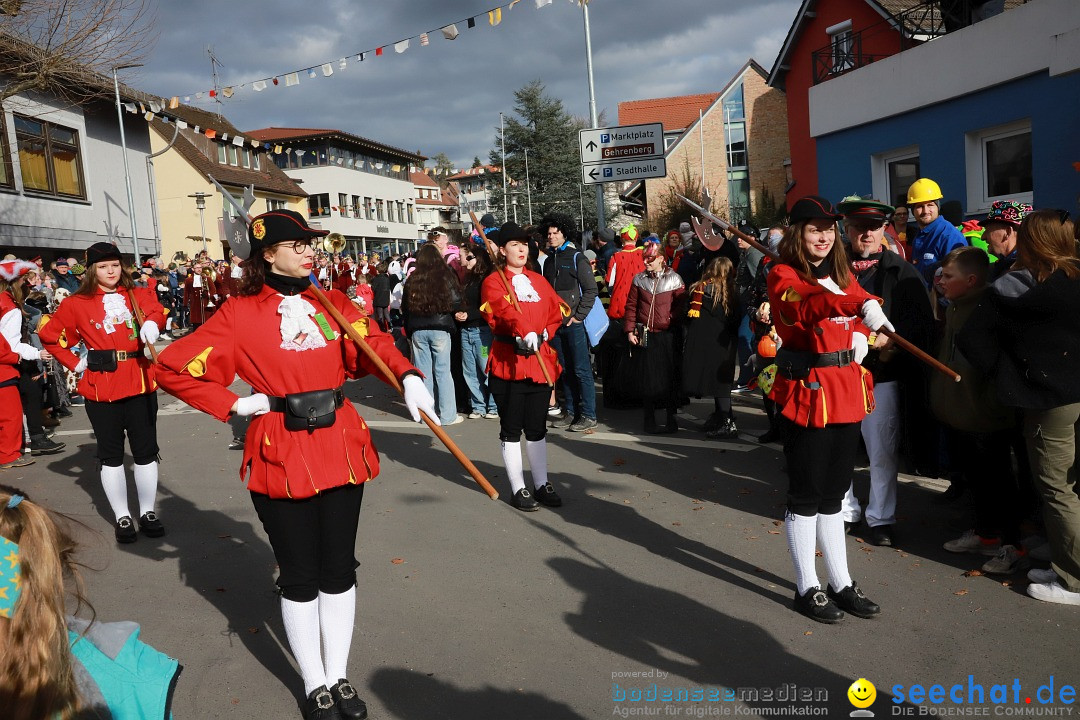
[
  {"x1": 155, "y1": 285, "x2": 415, "y2": 500},
  {"x1": 766, "y1": 263, "x2": 877, "y2": 428},
  {"x1": 607, "y1": 246, "x2": 645, "y2": 319},
  {"x1": 333, "y1": 266, "x2": 356, "y2": 294},
  {"x1": 480, "y1": 268, "x2": 564, "y2": 385},
  {"x1": 184, "y1": 273, "x2": 219, "y2": 325},
  {"x1": 39, "y1": 288, "x2": 165, "y2": 402},
  {"x1": 0, "y1": 331, "x2": 18, "y2": 385}
]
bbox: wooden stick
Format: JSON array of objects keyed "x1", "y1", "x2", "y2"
[
  {"x1": 306, "y1": 276, "x2": 499, "y2": 500},
  {"x1": 126, "y1": 289, "x2": 159, "y2": 364},
  {"x1": 468, "y1": 212, "x2": 555, "y2": 387},
  {"x1": 676, "y1": 194, "x2": 960, "y2": 382}
]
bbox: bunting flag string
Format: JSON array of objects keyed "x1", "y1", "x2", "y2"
[{"x1": 170, "y1": 0, "x2": 579, "y2": 102}]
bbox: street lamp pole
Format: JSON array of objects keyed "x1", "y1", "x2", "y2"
[
  {"x1": 524, "y1": 148, "x2": 533, "y2": 226},
  {"x1": 500, "y1": 112, "x2": 508, "y2": 224},
  {"x1": 188, "y1": 192, "x2": 210, "y2": 255},
  {"x1": 112, "y1": 63, "x2": 143, "y2": 267},
  {"x1": 582, "y1": 3, "x2": 604, "y2": 229}
]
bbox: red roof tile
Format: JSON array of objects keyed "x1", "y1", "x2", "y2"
[
  {"x1": 411, "y1": 170, "x2": 439, "y2": 187},
  {"x1": 617, "y1": 93, "x2": 721, "y2": 132},
  {"x1": 446, "y1": 165, "x2": 500, "y2": 180}
]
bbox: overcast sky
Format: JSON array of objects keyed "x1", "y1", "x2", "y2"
[{"x1": 132, "y1": 0, "x2": 801, "y2": 168}]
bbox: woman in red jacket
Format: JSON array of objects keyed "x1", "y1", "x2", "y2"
[
  {"x1": 155, "y1": 210, "x2": 435, "y2": 720},
  {"x1": 39, "y1": 243, "x2": 166, "y2": 543},
  {"x1": 481, "y1": 222, "x2": 566, "y2": 511},
  {"x1": 767, "y1": 196, "x2": 895, "y2": 624}
]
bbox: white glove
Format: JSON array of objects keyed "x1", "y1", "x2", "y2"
[
  {"x1": 851, "y1": 332, "x2": 869, "y2": 365},
  {"x1": 403, "y1": 374, "x2": 439, "y2": 425},
  {"x1": 139, "y1": 320, "x2": 160, "y2": 345},
  {"x1": 860, "y1": 300, "x2": 895, "y2": 333},
  {"x1": 74, "y1": 356, "x2": 88, "y2": 374},
  {"x1": 523, "y1": 331, "x2": 540, "y2": 353},
  {"x1": 234, "y1": 393, "x2": 270, "y2": 417}
]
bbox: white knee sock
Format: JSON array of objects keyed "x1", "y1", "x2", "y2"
[
  {"x1": 100, "y1": 465, "x2": 130, "y2": 522},
  {"x1": 525, "y1": 439, "x2": 548, "y2": 489},
  {"x1": 500, "y1": 440, "x2": 525, "y2": 494},
  {"x1": 786, "y1": 512, "x2": 820, "y2": 595},
  {"x1": 281, "y1": 597, "x2": 327, "y2": 696},
  {"x1": 318, "y1": 587, "x2": 356, "y2": 684},
  {"x1": 133, "y1": 461, "x2": 159, "y2": 517},
  {"x1": 817, "y1": 511, "x2": 853, "y2": 591}
]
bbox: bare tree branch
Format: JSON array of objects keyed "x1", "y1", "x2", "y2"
[{"x1": 0, "y1": 0, "x2": 157, "y2": 106}]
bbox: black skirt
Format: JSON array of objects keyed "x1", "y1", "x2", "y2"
[{"x1": 625, "y1": 329, "x2": 677, "y2": 401}]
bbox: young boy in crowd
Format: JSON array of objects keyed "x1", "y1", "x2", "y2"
[{"x1": 931, "y1": 247, "x2": 1029, "y2": 574}]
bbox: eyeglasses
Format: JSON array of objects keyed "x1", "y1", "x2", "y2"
[{"x1": 278, "y1": 239, "x2": 314, "y2": 254}]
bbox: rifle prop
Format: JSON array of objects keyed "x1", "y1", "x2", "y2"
[{"x1": 676, "y1": 194, "x2": 960, "y2": 383}]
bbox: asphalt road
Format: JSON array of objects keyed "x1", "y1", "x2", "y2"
[{"x1": 6, "y1": 370, "x2": 1079, "y2": 719}]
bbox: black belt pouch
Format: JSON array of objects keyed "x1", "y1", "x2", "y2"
[
  {"x1": 86, "y1": 350, "x2": 118, "y2": 373},
  {"x1": 284, "y1": 389, "x2": 339, "y2": 433}
]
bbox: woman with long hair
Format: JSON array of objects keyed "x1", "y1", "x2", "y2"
[
  {"x1": 959, "y1": 208, "x2": 1080, "y2": 606},
  {"x1": 0, "y1": 485, "x2": 181, "y2": 720},
  {"x1": 39, "y1": 244, "x2": 166, "y2": 544},
  {"x1": 481, "y1": 222, "x2": 566, "y2": 511},
  {"x1": 766, "y1": 196, "x2": 892, "y2": 624},
  {"x1": 403, "y1": 242, "x2": 463, "y2": 426},
  {"x1": 155, "y1": 210, "x2": 435, "y2": 719},
  {"x1": 683, "y1": 255, "x2": 741, "y2": 439},
  {"x1": 456, "y1": 246, "x2": 498, "y2": 419},
  {"x1": 623, "y1": 241, "x2": 687, "y2": 434}
]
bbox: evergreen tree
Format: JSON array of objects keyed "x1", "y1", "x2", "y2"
[
  {"x1": 430, "y1": 152, "x2": 455, "y2": 178},
  {"x1": 488, "y1": 80, "x2": 608, "y2": 230}
]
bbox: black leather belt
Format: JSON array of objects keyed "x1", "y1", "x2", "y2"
[{"x1": 814, "y1": 349, "x2": 855, "y2": 367}]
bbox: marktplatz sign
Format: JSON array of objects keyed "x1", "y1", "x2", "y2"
[
  {"x1": 582, "y1": 158, "x2": 667, "y2": 185},
  {"x1": 579, "y1": 123, "x2": 664, "y2": 165}
]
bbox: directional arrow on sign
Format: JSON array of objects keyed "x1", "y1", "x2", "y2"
[
  {"x1": 585, "y1": 140, "x2": 597, "y2": 152},
  {"x1": 588, "y1": 167, "x2": 600, "y2": 180}
]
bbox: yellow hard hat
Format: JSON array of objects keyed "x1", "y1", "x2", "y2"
[{"x1": 906, "y1": 178, "x2": 943, "y2": 205}]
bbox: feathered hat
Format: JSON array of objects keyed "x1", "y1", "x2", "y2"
[{"x1": 0, "y1": 259, "x2": 37, "y2": 282}]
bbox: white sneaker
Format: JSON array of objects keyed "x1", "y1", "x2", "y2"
[
  {"x1": 1027, "y1": 568, "x2": 1058, "y2": 584},
  {"x1": 981, "y1": 545, "x2": 1029, "y2": 575},
  {"x1": 943, "y1": 529, "x2": 1001, "y2": 555},
  {"x1": 1026, "y1": 581, "x2": 1080, "y2": 606},
  {"x1": 467, "y1": 412, "x2": 483, "y2": 419},
  {"x1": 445, "y1": 415, "x2": 465, "y2": 426},
  {"x1": 484, "y1": 411, "x2": 499, "y2": 419}
]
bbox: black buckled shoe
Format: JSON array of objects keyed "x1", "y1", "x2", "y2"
[
  {"x1": 329, "y1": 679, "x2": 368, "y2": 720},
  {"x1": 534, "y1": 482, "x2": 563, "y2": 507},
  {"x1": 115, "y1": 516, "x2": 137, "y2": 544},
  {"x1": 512, "y1": 488, "x2": 540, "y2": 512},
  {"x1": 827, "y1": 582, "x2": 881, "y2": 619},
  {"x1": 139, "y1": 511, "x2": 165, "y2": 538},
  {"x1": 300, "y1": 685, "x2": 340, "y2": 720},
  {"x1": 793, "y1": 587, "x2": 845, "y2": 624},
  {"x1": 870, "y1": 525, "x2": 894, "y2": 547}
]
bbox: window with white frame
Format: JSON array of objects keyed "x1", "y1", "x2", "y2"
[
  {"x1": 827, "y1": 20, "x2": 853, "y2": 74},
  {"x1": 965, "y1": 120, "x2": 1032, "y2": 214},
  {"x1": 871, "y1": 145, "x2": 920, "y2": 208}
]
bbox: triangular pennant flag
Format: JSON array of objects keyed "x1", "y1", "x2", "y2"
[
  {"x1": 337, "y1": 158, "x2": 344, "y2": 165},
  {"x1": 177, "y1": 120, "x2": 188, "y2": 129},
  {"x1": 138, "y1": 102, "x2": 145, "y2": 113},
  {"x1": 419, "y1": 32, "x2": 429, "y2": 46},
  {"x1": 441, "y1": 24, "x2": 459, "y2": 40},
  {"x1": 169, "y1": 96, "x2": 179, "y2": 109},
  {"x1": 274, "y1": 145, "x2": 283, "y2": 154},
  {"x1": 357, "y1": 53, "x2": 365, "y2": 61},
  {"x1": 392, "y1": 164, "x2": 401, "y2": 172},
  {"x1": 123, "y1": 102, "x2": 136, "y2": 113},
  {"x1": 209, "y1": 89, "x2": 217, "y2": 98},
  {"x1": 295, "y1": 149, "x2": 306, "y2": 158},
  {"x1": 184, "y1": 96, "x2": 191, "y2": 102},
  {"x1": 205, "y1": 129, "x2": 216, "y2": 139},
  {"x1": 253, "y1": 80, "x2": 267, "y2": 92},
  {"x1": 232, "y1": 135, "x2": 245, "y2": 147},
  {"x1": 375, "y1": 46, "x2": 384, "y2": 56},
  {"x1": 272, "y1": 77, "x2": 280, "y2": 85},
  {"x1": 222, "y1": 87, "x2": 234, "y2": 98},
  {"x1": 195, "y1": 92, "x2": 203, "y2": 99},
  {"x1": 339, "y1": 57, "x2": 347, "y2": 70},
  {"x1": 536, "y1": 0, "x2": 552, "y2": 7},
  {"x1": 149, "y1": 101, "x2": 161, "y2": 113},
  {"x1": 192, "y1": 125, "x2": 200, "y2": 134},
  {"x1": 467, "y1": 17, "x2": 476, "y2": 28},
  {"x1": 221, "y1": 132, "x2": 230, "y2": 142},
  {"x1": 144, "y1": 111, "x2": 154, "y2": 121},
  {"x1": 394, "y1": 39, "x2": 409, "y2": 53},
  {"x1": 488, "y1": 8, "x2": 501, "y2": 25},
  {"x1": 321, "y1": 63, "x2": 334, "y2": 76},
  {"x1": 307, "y1": 68, "x2": 317, "y2": 79},
  {"x1": 285, "y1": 72, "x2": 300, "y2": 86}
]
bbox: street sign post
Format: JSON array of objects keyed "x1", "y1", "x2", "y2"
[
  {"x1": 582, "y1": 157, "x2": 667, "y2": 185},
  {"x1": 579, "y1": 123, "x2": 664, "y2": 164}
]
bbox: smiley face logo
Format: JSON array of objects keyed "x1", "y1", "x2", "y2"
[{"x1": 848, "y1": 678, "x2": 876, "y2": 709}]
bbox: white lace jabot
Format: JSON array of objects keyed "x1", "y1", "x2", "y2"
[{"x1": 511, "y1": 273, "x2": 540, "y2": 303}]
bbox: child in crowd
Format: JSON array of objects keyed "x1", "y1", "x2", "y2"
[
  {"x1": 0, "y1": 485, "x2": 181, "y2": 720},
  {"x1": 931, "y1": 247, "x2": 1029, "y2": 574},
  {"x1": 683, "y1": 256, "x2": 741, "y2": 439}
]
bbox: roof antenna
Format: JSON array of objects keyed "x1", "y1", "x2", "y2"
[{"x1": 208, "y1": 46, "x2": 224, "y2": 118}]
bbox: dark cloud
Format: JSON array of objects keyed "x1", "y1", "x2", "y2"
[{"x1": 134, "y1": 0, "x2": 799, "y2": 167}]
